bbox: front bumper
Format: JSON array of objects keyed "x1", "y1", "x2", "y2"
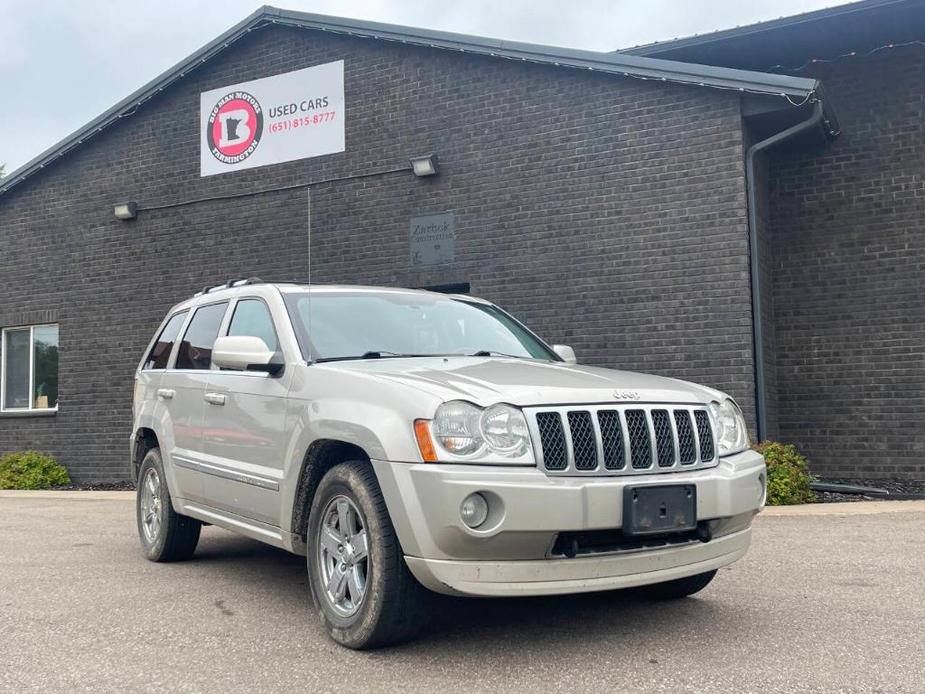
[
  {"x1": 406, "y1": 527, "x2": 751, "y2": 596},
  {"x1": 371, "y1": 448, "x2": 765, "y2": 596}
]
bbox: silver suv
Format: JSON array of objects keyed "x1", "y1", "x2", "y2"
[{"x1": 132, "y1": 280, "x2": 766, "y2": 649}]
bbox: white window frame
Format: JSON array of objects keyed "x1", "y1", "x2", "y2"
[{"x1": 1, "y1": 324, "x2": 59, "y2": 413}]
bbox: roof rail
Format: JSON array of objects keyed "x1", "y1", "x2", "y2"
[{"x1": 193, "y1": 277, "x2": 264, "y2": 298}]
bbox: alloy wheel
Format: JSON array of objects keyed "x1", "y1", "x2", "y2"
[
  {"x1": 140, "y1": 467, "x2": 163, "y2": 544},
  {"x1": 318, "y1": 495, "x2": 369, "y2": 617}
]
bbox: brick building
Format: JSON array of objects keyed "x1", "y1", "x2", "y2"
[
  {"x1": 626, "y1": 0, "x2": 925, "y2": 479},
  {"x1": 0, "y1": 3, "x2": 919, "y2": 482}
]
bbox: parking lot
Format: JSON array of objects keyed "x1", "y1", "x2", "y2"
[{"x1": 1, "y1": 493, "x2": 923, "y2": 693}]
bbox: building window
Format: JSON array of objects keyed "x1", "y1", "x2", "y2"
[{"x1": 1, "y1": 324, "x2": 59, "y2": 412}]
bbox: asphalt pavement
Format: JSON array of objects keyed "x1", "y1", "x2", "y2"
[{"x1": 1, "y1": 493, "x2": 923, "y2": 694}]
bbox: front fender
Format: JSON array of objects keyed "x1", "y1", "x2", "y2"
[{"x1": 278, "y1": 364, "x2": 442, "y2": 534}]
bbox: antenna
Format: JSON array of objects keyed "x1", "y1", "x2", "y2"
[{"x1": 306, "y1": 186, "x2": 313, "y2": 362}]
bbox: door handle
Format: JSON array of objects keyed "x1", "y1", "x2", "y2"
[
  {"x1": 156, "y1": 389, "x2": 175, "y2": 400},
  {"x1": 204, "y1": 392, "x2": 226, "y2": 406}
]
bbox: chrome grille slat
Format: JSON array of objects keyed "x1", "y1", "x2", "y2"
[
  {"x1": 597, "y1": 410, "x2": 625, "y2": 470},
  {"x1": 527, "y1": 404, "x2": 718, "y2": 477},
  {"x1": 651, "y1": 409, "x2": 676, "y2": 467},
  {"x1": 567, "y1": 411, "x2": 598, "y2": 470},
  {"x1": 674, "y1": 410, "x2": 697, "y2": 464},
  {"x1": 694, "y1": 410, "x2": 715, "y2": 462},
  {"x1": 625, "y1": 409, "x2": 652, "y2": 469},
  {"x1": 535, "y1": 411, "x2": 567, "y2": 470}
]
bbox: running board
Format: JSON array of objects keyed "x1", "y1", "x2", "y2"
[{"x1": 176, "y1": 499, "x2": 306, "y2": 555}]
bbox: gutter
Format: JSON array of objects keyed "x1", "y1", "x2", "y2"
[{"x1": 746, "y1": 100, "x2": 824, "y2": 440}]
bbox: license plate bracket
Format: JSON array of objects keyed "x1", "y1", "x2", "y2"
[{"x1": 623, "y1": 484, "x2": 697, "y2": 536}]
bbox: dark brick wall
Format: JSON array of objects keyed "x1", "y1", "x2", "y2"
[
  {"x1": 750, "y1": 147, "x2": 780, "y2": 441},
  {"x1": 768, "y1": 46, "x2": 925, "y2": 478},
  {"x1": 0, "y1": 24, "x2": 756, "y2": 481}
]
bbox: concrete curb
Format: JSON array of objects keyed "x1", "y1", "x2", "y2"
[
  {"x1": 761, "y1": 500, "x2": 925, "y2": 516},
  {"x1": 0, "y1": 490, "x2": 135, "y2": 500}
]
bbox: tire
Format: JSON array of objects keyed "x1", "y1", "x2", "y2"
[
  {"x1": 136, "y1": 447, "x2": 201, "y2": 562},
  {"x1": 635, "y1": 569, "x2": 717, "y2": 600},
  {"x1": 306, "y1": 460, "x2": 426, "y2": 649}
]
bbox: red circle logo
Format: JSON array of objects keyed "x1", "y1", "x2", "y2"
[{"x1": 206, "y1": 91, "x2": 264, "y2": 164}]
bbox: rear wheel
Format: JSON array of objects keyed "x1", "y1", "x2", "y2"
[
  {"x1": 306, "y1": 460, "x2": 426, "y2": 649},
  {"x1": 635, "y1": 569, "x2": 717, "y2": 600},
  {"x1": 136, "y1": 448, "x2": 201, "y2": 562}
]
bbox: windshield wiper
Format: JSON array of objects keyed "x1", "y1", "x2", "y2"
[
  {"x1": 314, "y1": 351, "x2": 433, "y2": 363},
  {"x1": 470, "y1": 350, "x2": 523, "y2": 358}
]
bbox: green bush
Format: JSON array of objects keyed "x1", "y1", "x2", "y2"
[
  {"x1": 755, "y1": 441, "x2": 816, "y2": 505},
  {"x1": 0, "y1": 451, "x2": 70, "y2": 490}
]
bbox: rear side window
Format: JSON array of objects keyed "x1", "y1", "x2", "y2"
[
  {"x1": 227, "y1": 299, "x2": 278, "y2": 352},
  {"x1": 175, "y1": 303, "x2": 227, "y2": 370},
  {"x1": 144, "y1": 311, "x2": 188, "y2": 370}
]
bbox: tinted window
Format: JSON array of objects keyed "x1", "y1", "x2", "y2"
[
  {"x1": 175, "y1": 303, "x2": 227, "y2": 370},
  {"x1": 144, "y1": 311, "x2": 188, "y2": 370},
  {"x1": 227, "y1": 299, "x2": 278, "y2": 352}
]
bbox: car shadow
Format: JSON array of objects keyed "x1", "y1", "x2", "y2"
[{"x1": 183, "y1": 529, "x2": 731, "y2": 652}]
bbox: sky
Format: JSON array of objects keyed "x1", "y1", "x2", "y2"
[{"x1": 0, "y1": 0, "x2": 853, "y2": 173}]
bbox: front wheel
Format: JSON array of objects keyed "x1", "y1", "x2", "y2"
[
  {"x1": 634, "y1": 569, "x2": 717, "y2": 600},
  {"x1": 136, "y1": 448, "x2": 201, "y2": 562},
  {"x1": 306, "y1": 461, "x2": 426, "y2": 649}
]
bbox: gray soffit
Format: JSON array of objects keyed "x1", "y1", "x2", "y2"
[
  {"x1": 0, "y1": 5, "x2": 824, "y2": 198},
  {"x1": 620, "y1": 0, "x2": 908, "y2": 57}
]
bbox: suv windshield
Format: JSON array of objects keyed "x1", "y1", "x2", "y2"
[{"x1": 283, "y1": 291, "x2": 558, "y2": 362}]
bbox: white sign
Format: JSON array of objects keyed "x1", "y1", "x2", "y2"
[{"x1": 199, "y1": 60, "x2": 345, "y2": 177}]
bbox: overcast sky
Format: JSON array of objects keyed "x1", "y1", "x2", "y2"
[{"x1": 1, "y1": 0, "x2": 851, "y2": 173}]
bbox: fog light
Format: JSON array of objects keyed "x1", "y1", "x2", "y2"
[{"x1": 460, "y1": 493, "x2": 489, "y2": 528}]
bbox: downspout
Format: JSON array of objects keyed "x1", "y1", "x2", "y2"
[{"x1": 746, "y1": 99, "x2": 823, "y2": 441}]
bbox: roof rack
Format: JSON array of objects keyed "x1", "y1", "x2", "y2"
[{"x1": 193, "y1": 277, "x2": 264, "y2": 298}]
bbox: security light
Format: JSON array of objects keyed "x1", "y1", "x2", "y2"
[
  {"x1": 410, "y1": 154, "x2": 438, "y2": 177},
  {"x1": 113, "y1": 202, "x2": 138, "y2": 220}
]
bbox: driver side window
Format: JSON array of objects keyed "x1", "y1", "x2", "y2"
[
  {"x1": 227, "y1": 299, "x2": 278, "y2": 352},
  {"x1": 175, "y1": 302, "x2": 228, "y2": 370}
]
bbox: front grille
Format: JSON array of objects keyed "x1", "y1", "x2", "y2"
[{"x1": 528, "y1": 404, "x2": 717, "y2": 476}]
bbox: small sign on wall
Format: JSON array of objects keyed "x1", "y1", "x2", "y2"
[
  {"x1": 410, "y1": 213, "x2": 455, "y2": 266},
  {"x1": 199, "y1": 60, "x2": 345, "y2": 177}
]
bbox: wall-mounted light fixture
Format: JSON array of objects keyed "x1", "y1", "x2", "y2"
[
  {"x1": 410, "y1": 154, "x2": 438, "y2": 177},
  {"x1": 113, "y1": 202, "x2": 138, "y2": 220}
]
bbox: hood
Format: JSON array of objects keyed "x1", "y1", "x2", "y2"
[{"x1": 322, "y1": 357, "x2": 723, "y2": 407}]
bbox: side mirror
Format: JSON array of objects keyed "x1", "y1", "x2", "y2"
[
  {"x1": 212, "y1": 336, "x2": 284, "y2": 375},
  {"x1": 552, "y1": 344, "x2": 577, "y2": 365}
]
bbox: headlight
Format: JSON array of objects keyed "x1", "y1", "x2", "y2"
[
  {"x1": 431, "y1": 400, "x2": 484, "y2": 456},
  {"x1": 709, "y1": 398, "x2": 749, "y2": 456},
  {"x1": 480, "y1": 403, "x2": 530, "y2": 456},
  {"x1": 421, "y1": 400, "x2": 534, "y2": 464}
]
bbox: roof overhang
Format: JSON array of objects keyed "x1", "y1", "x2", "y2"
[
  {"x1": 0, "y1": 5, "x2": 828, "y2": 199},
  {"x1": 621, "y1": 0, "x2": 908, "y2": 58}
]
